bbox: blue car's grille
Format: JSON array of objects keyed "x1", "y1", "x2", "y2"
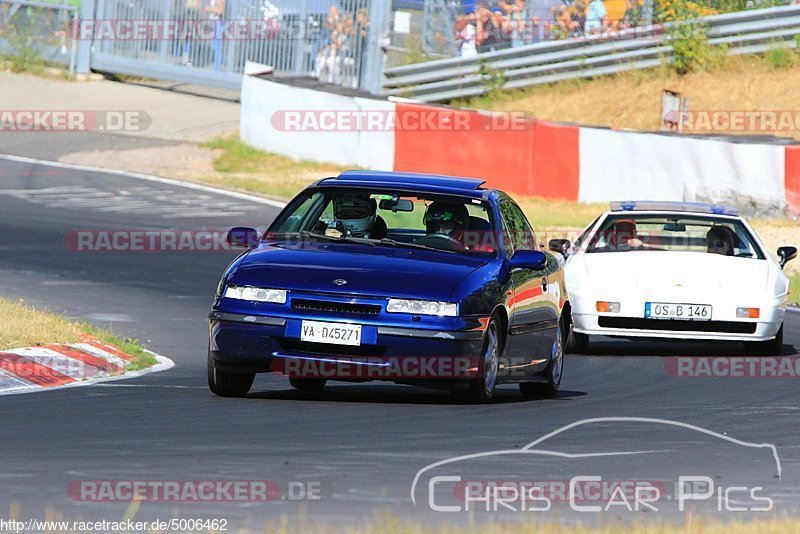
[{"x1": 292, "y1": 299, "x2": 381, "y2": 316}]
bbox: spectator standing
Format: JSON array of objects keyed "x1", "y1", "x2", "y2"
[
  {"x1": 179, "y1": 0, "x2": 201, "y2": 66},
  {"x1": 204, "y1": 0, "x2": 225, "y2": 71},
  {"x1": 620, "y1": 0, "x2": 644, "y2": 29},
  {"x1": 455, "y1": 15, "x2": 478, "y2": 57},
  {"x1": 585, "y1": 0, "x2": 607, "y2": 34}
]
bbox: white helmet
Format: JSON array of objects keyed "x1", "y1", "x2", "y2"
[{"x1": 334, "y1": 195, "x2": 377, "y2": 238}]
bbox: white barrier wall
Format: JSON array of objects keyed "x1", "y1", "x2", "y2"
[
  {"x1": 241, "y1": 70, "x2": 396, "y2": 171},
  {"x1": 579, "y1": 128, "x2": 787, "y2": 212}
]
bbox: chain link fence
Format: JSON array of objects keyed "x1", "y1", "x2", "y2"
[{"x1": 0, "y1": 0, "x2": 78, "y2": 75}]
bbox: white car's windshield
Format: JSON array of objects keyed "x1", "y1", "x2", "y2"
[{"x1": 585, "y1": 215, "x2": 765, "y2": 259}]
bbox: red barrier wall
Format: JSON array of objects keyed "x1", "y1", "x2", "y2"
[
  {"x1": 530, "y1": 121, "x2": 579, "y2": 201},
  {"x1": 392, "y1": 103, "x2": 578, "y2": 200},
  {"x1": 786, "y1": 146, "x2": 800, "y2": 214}
]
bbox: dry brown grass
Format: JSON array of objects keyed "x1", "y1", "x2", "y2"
[
  {"x1": 0, "y1": 298, "x2": 156, "y2": 370},
  {"x1": 0, "y1": 298, "x2": 83, "y2": 349},
  {"x1": 462, "y1": 55, "x2": 800, "y2": 138}
]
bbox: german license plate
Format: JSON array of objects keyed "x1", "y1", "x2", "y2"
[
  {"x1": 300, "y1": 320, "x2": 362, "y2": 346},
  {"x1": 645, "y1": 302, "x2": 712, "y2": 320}
]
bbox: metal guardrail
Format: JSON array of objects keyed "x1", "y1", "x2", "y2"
[{"x1": 383, "y1": 5, "x2": 800, "y2": 102}]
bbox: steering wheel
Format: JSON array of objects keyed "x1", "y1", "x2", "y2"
[{"x1": 415, "y1": 233, "x2": 466, "y2": 252}]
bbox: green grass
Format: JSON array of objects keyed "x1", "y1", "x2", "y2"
[
  {"x1": 790, "y1": 273, "x2": 800, "y2": 307},
  {"x1": 0, "y1": 298, "x2": 156, "y2": 372},
  {"x1": 201, "y1": 137, "x2": 346, "y2": 200}
]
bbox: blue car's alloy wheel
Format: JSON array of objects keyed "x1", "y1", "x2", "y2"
[
  {"x1": 469, "y1": 315, "x2": 502, "y2": 404},
  {"x1": 520, "y1": 316, "x2": 565, "y2": 399}
]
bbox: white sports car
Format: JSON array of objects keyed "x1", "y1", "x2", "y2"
[{"x1": 552, "y1": 201, "x2": 797, "y2": 355}]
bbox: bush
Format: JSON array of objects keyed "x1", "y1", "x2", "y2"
[
  {"x1": 4, "y1": 10, "x2": 43, "y2": 73},
  {"x1": 765, "y1": 46, "x2": 798, "y2": 69}
]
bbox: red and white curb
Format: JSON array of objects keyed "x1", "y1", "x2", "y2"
[{"x1": 0, "y1": 341, "x2": 174, "y2": 396}]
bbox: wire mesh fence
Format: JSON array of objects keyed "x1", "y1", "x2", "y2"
[{"x1": 0, "y1": 0, "x2": 77, "y2": 75}]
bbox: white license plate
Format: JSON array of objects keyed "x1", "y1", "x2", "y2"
[
  {"x1": 645, "y1": 302, "x2": 712, "y2": 320},
  {"x1": 300, "y1": 320, "x2": 362, "y2": 346}
]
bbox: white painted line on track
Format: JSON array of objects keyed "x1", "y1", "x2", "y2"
[{"x1": 0, "y1": 153, "x2": 288, "y2": 209}]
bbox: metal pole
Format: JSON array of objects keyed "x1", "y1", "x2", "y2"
[
  {"x1": 69, "y1": 7, "x2": 77, "y2": 78},
  {"x1": 292, "y1": 0, "x2": 309, "y2": 73},
  {"x1": 361, "y1": 0, "x2": 390, "y2": 94},
  {"x1": 75, "y1": 0, "x2": 95, "y2": 74}
]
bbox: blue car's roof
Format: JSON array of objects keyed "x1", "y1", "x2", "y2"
[{"x1": 316, "y1": 171, "x2": 491, "y2": 199}]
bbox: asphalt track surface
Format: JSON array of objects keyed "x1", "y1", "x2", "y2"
[{"x1": 0, "y1": 155, "x2": 799, "y2": 527}]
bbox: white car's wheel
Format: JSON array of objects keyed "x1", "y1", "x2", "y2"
[{"x1": 744, "y1": 323, "x2": 784, "y2": 356}]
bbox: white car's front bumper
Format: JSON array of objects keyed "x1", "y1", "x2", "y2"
[{"x1": 572, "y1": 312, "x2": 783, "y2": 342}]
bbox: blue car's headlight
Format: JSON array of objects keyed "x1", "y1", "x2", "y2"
[
  {"x1": 387, "y1": 299, "x2": 458, "y2": 317},
  {"x1": 224, "y1": 286, "x2": 287, "y2": 304}
]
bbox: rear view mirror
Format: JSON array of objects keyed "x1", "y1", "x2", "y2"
[
  {"x1": 777, "y1": 246, "x2": 797, "y2": 269},
  {"x1": 379, "y1": 198, "x2": 414, "y2": 212},
  {"x1": 663, "y1": 221, "x2": 686, "y2": 232},
  {"x1": 227, "y1": 227, "x2": 259, "y2": 249},
  {"x1": 548, "y1": 239, "x2": 571, "y2": 257}
]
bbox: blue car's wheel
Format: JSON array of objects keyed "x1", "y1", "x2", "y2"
[
  {"x1": 520, "y1": 316, "x2": 564, "y2": 399},
  {"x1": 469, "y1": 315, "x2": 502, "y2": 404},
  {"x1": 207, "y1": 351, "x2": 255, "y2": 398}
]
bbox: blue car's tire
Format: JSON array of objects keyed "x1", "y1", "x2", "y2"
[
  {"x1": 520, "y1": 316, "x2": 565, "y2": 399},
  {"x1": 207, "y1": 351, "x2": 255, "y2": 398},
  {"x1": 468, "y1": 315, "x2": 503, "y2": 404}
]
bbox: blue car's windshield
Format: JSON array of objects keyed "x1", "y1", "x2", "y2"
[{"x1": 269, "y1": 189, "x2": 496, "y2": 255}]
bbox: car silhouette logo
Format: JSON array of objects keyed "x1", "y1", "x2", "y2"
[{"x1": 333, "y1": 279, "x2": 348, "y2": 286}]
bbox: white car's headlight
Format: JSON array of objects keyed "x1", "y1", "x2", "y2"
[
  {"x1": 224, "y1": 286, "x2": 287, "y2": 304},
  {"x1": 387, "y1": 299, "x2": 458, "y2": 317}
]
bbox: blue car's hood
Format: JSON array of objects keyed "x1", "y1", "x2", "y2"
[{"x1": 232, "y1": 241, "x2": 489, "y2": 301}]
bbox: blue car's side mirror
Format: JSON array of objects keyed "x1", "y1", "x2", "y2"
[
  {"x1": 227, "y1": 227, "x2": 259, "y2": 249},
  {"x1": 509, "y1": 250, "x2": 547, "y2": 271}
]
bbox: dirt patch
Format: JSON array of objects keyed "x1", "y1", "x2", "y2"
[{"x1": 59, "y1": 144, "x2": 221, "y2": 182}]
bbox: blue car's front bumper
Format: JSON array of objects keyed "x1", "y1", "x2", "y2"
[{"x1": 209, "y1": 295, "x2": 489, "y2": 383}]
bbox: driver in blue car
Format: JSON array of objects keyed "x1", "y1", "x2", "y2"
[{"x1": 326, "y1": 194, "x2": 386, "y2": 239}]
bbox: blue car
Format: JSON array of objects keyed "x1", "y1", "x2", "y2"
[{"x1": 208, "y1": 171, "x2": 569, "y2": 403}]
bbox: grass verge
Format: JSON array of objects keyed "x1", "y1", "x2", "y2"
[
  {"x1": 790, "y1": 273, "x2": 800, "y2": 307},
  {"x1": 0, "y1": 298, "x2": 156, "y2": 371},
  {"x1": 201, "y1": 137, "x2": 347, "y2": 200}
]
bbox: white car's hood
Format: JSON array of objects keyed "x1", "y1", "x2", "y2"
[{"x1": 579, "y1": 251, "x2": 769, "y2": 300}]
